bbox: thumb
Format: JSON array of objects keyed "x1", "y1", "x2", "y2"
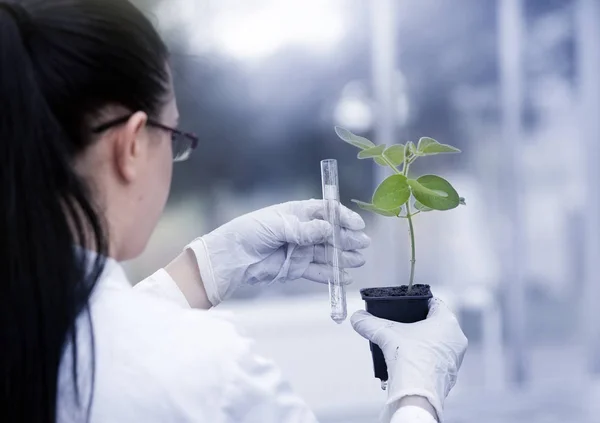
[
  {"x1": 350, "y1": 310, "x2": 392, "y2": 345},
  {"x1": 283, "y1": 218, "x2": 332, "y2": 246},
  {"x1": 426, "y1": 297, "x2": 455, "y2": 320}
]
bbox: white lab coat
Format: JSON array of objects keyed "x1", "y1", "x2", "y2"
[
  {"x1": 56, "y1": 257, "x2": 318, "y2": 423},
  {"x1": 56, "y1": 257, "x2": 435, "y2": 423}
]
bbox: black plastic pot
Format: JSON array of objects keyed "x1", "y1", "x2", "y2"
[{"x1": 360, "y1": 284, "x2": 432, "y2": 381}]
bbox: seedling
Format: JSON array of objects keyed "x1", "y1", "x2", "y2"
[{"x1": 334, "y1": 127, "x2": 465, "y2": 292}]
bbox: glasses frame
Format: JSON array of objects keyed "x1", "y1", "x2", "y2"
[{"x1": 91, "y1": 115, "x2": 199, "y2": 162}]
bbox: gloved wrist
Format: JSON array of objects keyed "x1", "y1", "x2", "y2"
[
  {"x1": 385, "y1": 388, "x2": 442, "y2": 423},
  {"x1": 388, "y1": 396, "x2": 438, "y2": 423},
  {"x1": 185, "y1": 237, "x2": 221, "y2": 306},
  {"x1": 389, "y1": 404, "x2": 438, "y2": 423},
  {"x1": 385, "y1": 361, "x2": 445, "y2": 421},
  {"x1": 396, "y1": 396, "x2": 437, "y2": 419}
]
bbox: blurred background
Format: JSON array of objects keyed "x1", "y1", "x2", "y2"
[{"x1": 126, "y1": 0, "x2": 600, "y2": 421}]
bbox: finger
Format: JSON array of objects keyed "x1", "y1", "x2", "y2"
[
  {"x1": 282, "y1": 217, "x2": 332, "y2": 246},
  {"x1": 244, "y1": 247, "x2": 288, "y2": 285},
  {"x1": 291, "y1": 199, "x2": 322, "y2": 218},
  {"x1": 313, "y1": 245, "x2": 366, "y2": 268},
  {"x1": 350, "y1": 310, "x2": 393, "y2": 345},
  {"x1": 334, "y1": 228, "x2": 371, "y2": 250},
  {"x1": 427, "y1": 297, "x2": 456, "y2": 320},
  {"x1": 301, "y1": 263, "x2": 353, "y2": 285},
  {"x1": 338, "y1": 204, "x2": 366, "y2": 230},
  {"x1": 287, "y1": 245, "x2": 315, "y2": 280},
  {"x1": 308, "y1": 201, "x2": 366, "y2": 231}
]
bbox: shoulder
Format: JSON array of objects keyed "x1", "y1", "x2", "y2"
[
  {"x1": 93, "y1": 281, "x2": 250, "y2": 366},
  {"x1": 59, "y1": 261, "x2": 316, "y2": 423},
  {"x1": 84, "y1": 277, "x2": 253, "y2": 422}
]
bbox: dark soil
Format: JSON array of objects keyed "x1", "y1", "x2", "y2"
[{"x1": 361, "y1": 284, "x2": 431, "y2": 298}]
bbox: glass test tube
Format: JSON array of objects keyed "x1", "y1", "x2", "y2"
[{"x1": 320, "y1": 159, "x2": 347, "y2": 324}]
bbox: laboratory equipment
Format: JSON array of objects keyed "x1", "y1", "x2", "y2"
[{"x1": 320, "y1": 159, "x2": 347, "y2": 324}]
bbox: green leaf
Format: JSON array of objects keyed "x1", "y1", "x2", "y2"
[
  {"x1": 374, "y1": 157, "x2": 388, "y2": 166},
  {"x1": 407, "y1": 179, "x2": 446, "y2": 198},
  {"x1": 459, "y1": 197, "x2": 467, "y2": 206},
  {"x1": 352, "y1": 200, "x2": 401, "y2": 217},
  {"x1": 383, "y1": 145, "x2": 405, "y2": 166},
  {"x1": 416, "y1": 137, "x2": 461, "y2": 155},
  {"x1": 357, "y1": 144, "x2": 386, "y2": 159},
  {"x1": 334, "y1": 126, "x2": 375, "y2": 150},
  {"x1": 414, "y1": 200, "x2": 433, "y2": 212},
  {"x1": 406, "y1": 141, "x2": 417, "y2": 155},
  {"x1": 407, "y1": 175, "x2": 460, "y2": 211},
  {"x1": 372, "y1": 174, "x2": 411, "y2": 210}
]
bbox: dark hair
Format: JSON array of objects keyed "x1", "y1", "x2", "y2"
[{"x1": 0, "y1": 0, "x2": 169, "y2": 421}]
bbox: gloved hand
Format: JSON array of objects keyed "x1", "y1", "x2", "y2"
[
  {"x1": 186, "y1": 199, "x2": 370, "y2": 306},
  {"x1": 351, "y1": 298, "x2": 468, "y2": 423}
]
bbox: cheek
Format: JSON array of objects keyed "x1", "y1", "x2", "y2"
[
  {"x1": 162, "y1": 149, "x2": 174, "y2": 199},
  {"x1": 141, "y1": 140, "x2": 172, "y2": 217},
  {"x1": 156, "y1": 140, "x2": 173, "y2": 204},
  {"x1": 123, "y1": 143, "x2": 173, "y2": 259}
]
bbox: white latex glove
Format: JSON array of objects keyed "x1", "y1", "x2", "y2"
[
  {"x1": 186, "y1": 199, "x2": 370, "y2": 306},
  {"x1": 351, "y1": 298, "x2": 468, "y2": 423}
]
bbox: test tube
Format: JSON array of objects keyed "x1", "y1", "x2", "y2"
[{"x1": 321, "y1": 159, "x2": 347, "y2": 324}]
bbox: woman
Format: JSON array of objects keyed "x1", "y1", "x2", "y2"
[{"x1": 0, "y1": 1, "x2": 467, "y2": 422}]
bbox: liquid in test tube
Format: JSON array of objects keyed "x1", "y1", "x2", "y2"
[{"x1": 320, "y1": 159, "x2": 347, "y2": 324}]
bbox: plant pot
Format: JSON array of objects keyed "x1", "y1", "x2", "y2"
[{"x1": 360, "y1": 284, "x2": 432, "y2": 381}]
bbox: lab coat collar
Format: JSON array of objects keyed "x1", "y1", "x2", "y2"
[
  {"x1": 98, "y1": 257, "x2": 130, "y2": 289},
  {"x1": 77, "y1": 247, "x2": 131, "y2": 290}
]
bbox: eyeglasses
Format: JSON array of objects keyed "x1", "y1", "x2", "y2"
[{"x1": 92, "y1": 115, "x2": 199, "y2": 162}]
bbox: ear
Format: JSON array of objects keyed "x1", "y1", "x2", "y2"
[{"x1": 113, "y1": 111, "x2": 148, "y2": 183}]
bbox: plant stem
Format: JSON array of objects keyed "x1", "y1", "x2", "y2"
[
  {"x1": 402, "y1": 154, "x2": 416, "y2": 292},
  {"x1": 403, "y1": 159, "x2": 411, "y2": 176},
  {"x1": 399, "y1": 210, "x2": 421, "y2": 219},
  {"x1": 382, "y1": 154, "x2": 417, "y2": 292},
  {"x1": 405, "y1": 202, "x2": 416, "y2": 293},
  {"x1": 403, "y1": 155, "x2": 416, "y2": 177},
  {"x1": 382, "y1": 156, "x2": 402, "y2": 175},
  {"x1": 402, "y1": 143, "x2": 411, "y2": 175}
]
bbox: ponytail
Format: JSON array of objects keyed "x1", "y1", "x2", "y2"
[{"x1": 0, "y1": 3, "x2": 108, "y2": 422}]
